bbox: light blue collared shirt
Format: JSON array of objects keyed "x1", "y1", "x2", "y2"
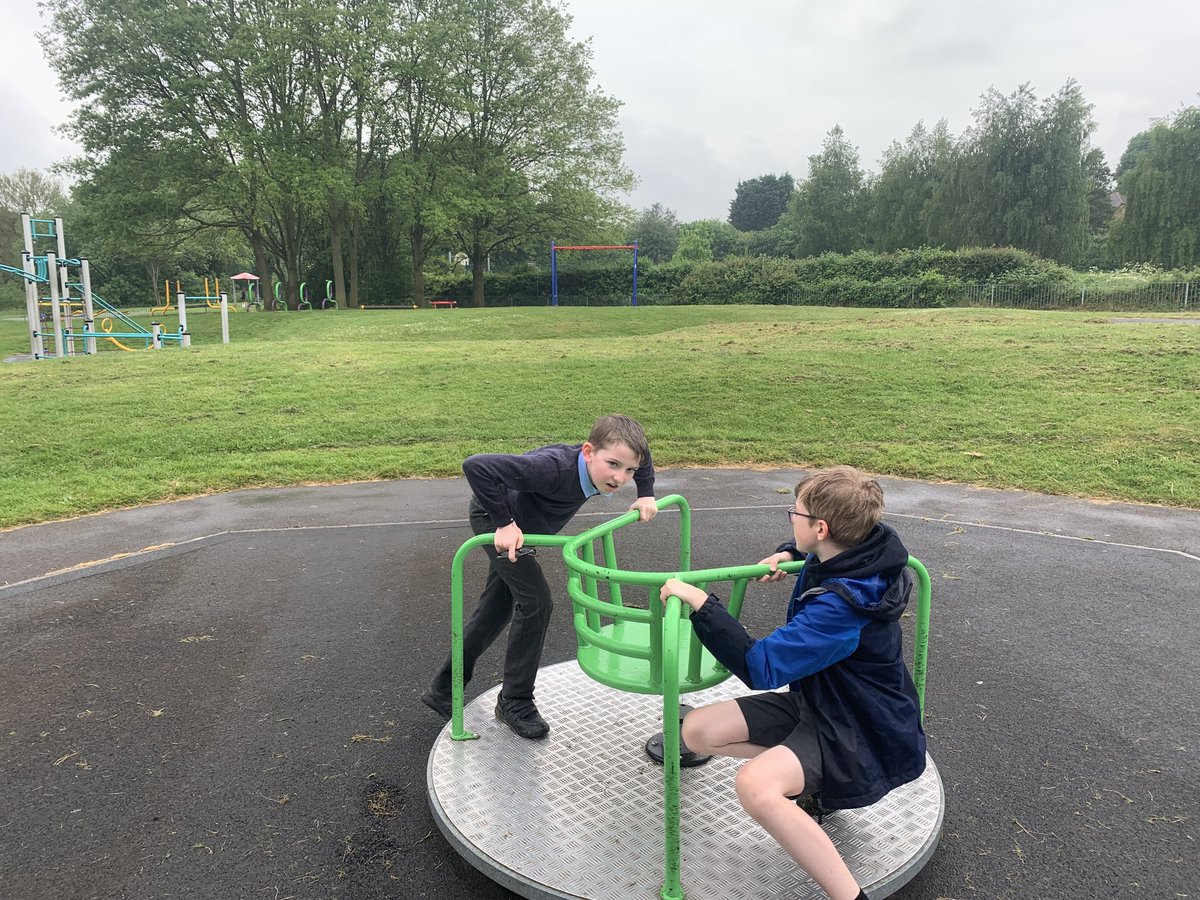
[{"x1": 578, "y1": 450, "x2": 605, "y2": 499}]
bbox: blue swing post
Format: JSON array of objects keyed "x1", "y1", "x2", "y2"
[{"x1": 550, "y1": 243, "x2": 639, "y2": 307}]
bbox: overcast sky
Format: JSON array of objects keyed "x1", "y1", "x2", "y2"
[{"x1": 3, "y1": 0, "x2": 1196, "y2": 221}]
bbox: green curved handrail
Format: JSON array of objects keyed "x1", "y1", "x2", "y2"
[
  {"x1": 447, "y1": 532, "x2": 571, "y2": 741},
  {"x1": 444, "y1": 494, "x2": 931, "y2": 900},
  {"x1": 908, "y1": 555, "x2": 932, "y2": 716},
  {"x1": 558, "y1": 496, "x2": 931, "y2": 711}
]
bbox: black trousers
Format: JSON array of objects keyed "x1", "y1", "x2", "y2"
[{"x1": 429, "y1": 501, "x2": 553, "y2": 706}]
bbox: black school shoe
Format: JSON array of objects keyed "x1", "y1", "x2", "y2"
[
  {"x1": 495, "y1": 699, "x2": 549, "y2": 740},
  {"x1": 420, "y1": 689, "x2": 452, "y2": 722}
]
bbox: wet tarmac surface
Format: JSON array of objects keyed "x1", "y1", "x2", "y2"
[{"x1": 2, "y1": 470, "x2": 1197, "y2": 899}]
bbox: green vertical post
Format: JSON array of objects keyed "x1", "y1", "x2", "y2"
[
  {"x1": 907, "y1": 556, "x2": 932, "y2": 718},
  {"x1": 449, "y1": 536, "x2": 485, "y2": 741},
  {"x1": 448, "y1": 533, "x2": 570, "y2": 741},
  {"x1": 582, "y1": 542, "x2": 601, "y2": 632},
  {"x1": 648, "y1": 589, "x2": 664, "y2": 689},
  {"x1": 660, "y1": 593, "x2": 684, "y2": 900},
  {"x1": 602, "y1": 532, "x2": 624, "y2": 607},
  {"x1": 674, "y1": 496, "x2": 693, "y2": 572}
]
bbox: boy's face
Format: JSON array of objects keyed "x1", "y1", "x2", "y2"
[
  {"x1": 582, "y1": 441, "x2": 641, "y2": 494},
  {"x1": 789, "y1": 500, "x2": 826, "y2": 554}
]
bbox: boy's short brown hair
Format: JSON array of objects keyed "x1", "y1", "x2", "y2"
[
  {"x1": 588, "y1": 414, "x2": 649, "y2": 464},
  {"x1": 795, "y1": 466, "x2": 884, "y2": 547}
]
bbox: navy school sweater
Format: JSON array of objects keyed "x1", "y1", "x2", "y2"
[{"x1": 462, "y1": 443, "x2": 655, "y2": 535}]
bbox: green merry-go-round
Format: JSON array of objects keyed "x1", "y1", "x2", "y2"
[{"x1": 427, "y1": 495, "x2": 942, "y2": 900}]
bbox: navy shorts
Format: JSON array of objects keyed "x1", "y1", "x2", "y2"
[{"x1": 735, "y1": 690, "x2": 824, "y2": 797}]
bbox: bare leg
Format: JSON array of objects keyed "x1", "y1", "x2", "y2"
[
  {"x1": 681, "y1": 699, "x2": 768, "y2": 759},
  {"x1": 735, "y1": 745, "x2": 862, "y2": 900},
  {"x1": 685, "y1": 702, "x2": 863, "y2": 900}
]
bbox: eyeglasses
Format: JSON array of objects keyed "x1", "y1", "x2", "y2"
[{"x1": 786, "y1": 508, "x2": 821, "y2": 524}]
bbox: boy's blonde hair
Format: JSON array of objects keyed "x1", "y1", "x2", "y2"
[
  {"x1": 588, "y1": 414, "x2": 649, "y2": 464},
  {"x1": 795, "y1": 466, "x2": 884, "y2": 547}
]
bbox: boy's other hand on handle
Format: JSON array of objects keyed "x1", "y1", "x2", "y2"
[
  {"x1": 629, "y1": 496, "x2": 658, "y2": 522},
  {"x1": 494, "y1": 522, "x2": 525, "y2": 562},
  {"x1": 756, "y1": 551, "x2": 795, "y2": 583},
  {"x1": 660, "y1": 577, "x2": 709, "y2": 611}
]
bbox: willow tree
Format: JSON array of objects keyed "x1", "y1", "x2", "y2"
[
  {"x1": 1111, "y1": 106, "x2": 1200, "y2": 269},
  {"x1": 955, "y1": 81, "x2": 1094, "y2": 264},
  {"x1": 866, "y1": 120, "x2": 957, "y2": 251}
]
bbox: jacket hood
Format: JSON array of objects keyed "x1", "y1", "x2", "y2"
[{"x1": 801, "y1": 523, "x2": 911, "y2": 620}]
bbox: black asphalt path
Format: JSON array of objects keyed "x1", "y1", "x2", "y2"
[{"x1": 1, "y1": 471, "x2": 1197, "y2": 900}]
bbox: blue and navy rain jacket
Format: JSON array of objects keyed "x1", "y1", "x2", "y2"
[{"x1": 688, "y1": 522, "x2": 926, "y2": 809}]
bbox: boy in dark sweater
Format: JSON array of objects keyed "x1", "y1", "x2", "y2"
[
  {"x1": 423, "y1": 414, "x2": 657, "y2": 739},
  {"x1": 660, "y1": 466, "x2": 924, "y2": 900}
]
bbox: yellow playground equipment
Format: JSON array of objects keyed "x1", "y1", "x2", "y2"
[
  {"x1": 6, "y1": 213, "x2": 221, "y2": 359},
  {"x1": 153, "y1": 277, "x2": 240, "y2": 314}
]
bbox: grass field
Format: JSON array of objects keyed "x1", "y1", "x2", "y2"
[{"x1": 1, "y1": 304, "x2": 1198, "y2": 528}]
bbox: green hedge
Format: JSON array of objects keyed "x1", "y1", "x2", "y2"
[
  {"x1": 423, "y1": 261, "x2": 694, "y2": 307},
  {"x1": 416, "y1": 247, "x2": 1079, "y2": 308},
  {"x1": 665, "y1": 248, "x2": 1071, "y2": 308},
  {"x1": 9, "y1": 246, "x2": 1160, "y2": 311}
]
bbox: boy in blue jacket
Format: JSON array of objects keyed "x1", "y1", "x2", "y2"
[
  {"x1": 660, "y1": 466, "x2": 924, "y2": 900},
  {"x1": 423, "y1": 414, "x2": 657, "y2": 740}
]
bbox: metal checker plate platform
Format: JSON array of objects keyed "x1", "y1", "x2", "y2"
[{"x1": 427, "y1": 661, "x2": 943, "y2": 900}]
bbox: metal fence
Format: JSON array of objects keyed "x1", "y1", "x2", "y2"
[
  {"x1": 959, "y1": 281, "x2": 1195, "y2": 311},
  {"x1": 657, "y1": 281, "x2": 1200, "y2": 311}
]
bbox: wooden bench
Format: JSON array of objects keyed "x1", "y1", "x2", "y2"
[{"x1": 430, "y1": 299, "x2": 458, "y2": 309}]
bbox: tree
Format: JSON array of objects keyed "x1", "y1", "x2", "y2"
[
  {"x1": 42, "y1": 0, "x2": 633, "y2": 310},
  {"x1": 955, "y1": 81, "x2": 1094, "y2": 264},
  {"x1": 744, "y1": 224, "x2": 794, "y2": 258},
  {"x1": 628, "y1": 203, "x2": 679, "y2": 263},
  {"x1": 1110, "y1": 106, "x2": 1200, "y2": 268},
  {"x1": 383, "y1": 0, "x2": 461, "y2": 307},
  {"x1": 866, "y1": 121, "x2": 957, "y2": 251},
  {"x1": 1082, "y1": 147, "x2": 1114, "y2": 234},
  {"x1": 672, "y1": 226, "x2": 712, "y2": 263},
  {"x1": 0, "y1": 169, "x2": 68, "y2": 288},
  {"x1": 313, "y1": 0, "x2": 397, "y2": 309},
  {"x1": 43, "y1": 0, "x2": 377, "y2": 309},
  {"x1": 0, "y1": 169, "x2": 67, "y2": 217},
  {"x1": 67, "y1": 155, "x2": 246, "y2": 303},
  {"x1": 1028, "y1": 81, "x2": 1094, "y2": 264},
  {"x1": 440, "y1": 0, "x2": 633, "y2": 306},
  {"x1": 673, "y1": 219, "x2": 744, "y2": 262},
  {"x1": 784, "y1": 126, "x2": 865, "y2": 258},
  {"x1": 1115, "y1": 130, "x2": 1152, "y2": 180},
  {"x1": 728, "y1": 173, "x2": 794, "y2": 231}
]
